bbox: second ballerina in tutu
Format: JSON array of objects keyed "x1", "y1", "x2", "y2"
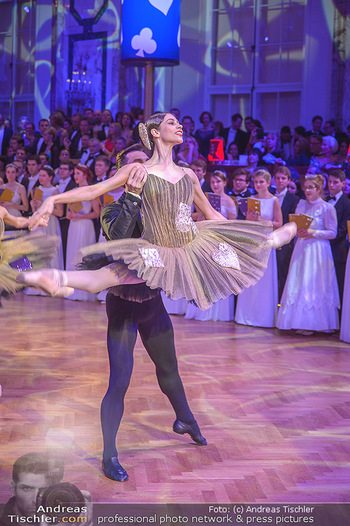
[{"x1": 19, "y1": 113, "x2": 297, "y2": 306}]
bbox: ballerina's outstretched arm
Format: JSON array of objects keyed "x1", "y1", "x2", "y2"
[
  {"x1": 0, "y1": 206, "x2": 48, "y2": 230},
  {"x1": 29, "y1": 163, "x2": 148, "y2": 231}
]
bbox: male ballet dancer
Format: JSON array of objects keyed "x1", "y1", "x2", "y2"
[{"x1": 100, "y1": 144, "x2": 207, "y2": 482}]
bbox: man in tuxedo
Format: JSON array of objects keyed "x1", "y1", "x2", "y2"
[
  {"x1": 305, "y1": 115, "x2": 325, "y2": 137},
  {"x1": 222, "y1": 113, "x2": 248, "y2": 155},
  {"x1": 274, "y1": 166, "x2": 300, "y2": 299},
  {"x1": 189, "y1": 159, "x2": 211, "y2": 193},
  {"x1": 97, "y1": 109, "x2": 113, "y2": 142},
  {"x1": 32, "y1": 119, "x2": 49, "y2": 155},
  {"x1": 100, "y1": 144, "x2": 206, "y2": 482},
  {"x1": 68, "y1": 113, "x2": 82, "y2": 157},
  {"x1": 231, "y1": 168, "x2": 252, "y2": 220},
  {"x1": 22, "y1": 155, "x2": 41, "y2": 214},
  {"x1": 71, "y1": 119, "x2": 92, "y2": 159},
  {"x1": 0, "y1": 113, "x2": 13, "y2": 156},
  {"x1": 94, "y1": 155, "x2": 110, "y2": 182},
  {"x1": 327, "y1": 169, "x2": 350, "y2": 305},
  {"x1": 75, "y1": 134, "x2": 90, "y2": 164},
  {"x1": 86, "y1": 138, "x2": 103, "y2": 178},
  {"x1": 56, "y1": 161, "x2": 77, "y2": 269}
]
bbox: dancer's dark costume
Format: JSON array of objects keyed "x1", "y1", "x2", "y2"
[{"x1": 99, "y1": 192, "x2": 206, "y2": 482}]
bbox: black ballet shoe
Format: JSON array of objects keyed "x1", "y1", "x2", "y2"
[
  {"x1": 173, "y1": 419, "x2": 207, "y2": 446},
  {"x1": 102, "y1": 457, "x2": 129, "y2": 482}
]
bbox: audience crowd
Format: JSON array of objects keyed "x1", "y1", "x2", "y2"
[{"x1": 0, "y1": 106, "x2": 349, "y2": 341}]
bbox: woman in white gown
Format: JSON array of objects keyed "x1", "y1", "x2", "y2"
[
  {"x1": 277, "y1": 173, "x2": 339, "y2": 334},
  {"x1": 185, "y1": 170, "x2": 236, "y2": 321},
  {"x1": 340, "y1": 250, "x2": 350, "y2": 343},
  {"x1": 235, "y1": 169, "x2": 282, "y2": 327},
  {"x1": 30, "y1": 166, "x2": 63, "y2": 270},
  {"x1": 65, "y1": 164, "x2": 100, "y2": 301},
  {"x1": 0, "y1": 163, "x2": 28, "y2": 218}
]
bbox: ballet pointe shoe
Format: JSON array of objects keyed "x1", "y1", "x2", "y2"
[
  {"x1": 102, "y1": 457, "x2": 128, "y2": 482},
  {"x1": 173, "y1": 419, "x2": 207, "y2": 446},
  {"x1": 267, "y1": 222, "x2": 297, "y2": 249},
  {"x1": 16, "y1": 270, "x2": 74, "y2": 298}
]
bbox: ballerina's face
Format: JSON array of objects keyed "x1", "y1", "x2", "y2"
[{"x1": 157, "y1": 114, "x2": 183, "y2": 145}]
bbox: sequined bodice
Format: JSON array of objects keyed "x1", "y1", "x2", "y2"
[{"x1": 141, "y1": 172, "x2": 197, "y2": 248}]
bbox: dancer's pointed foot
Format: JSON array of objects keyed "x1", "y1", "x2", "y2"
[
  {"x1": 173, "y1": 419, "x2": 207, "y2": 446},
  {"x1": 102, "y1": 457, "x2": 129, "y2": 482},
  {"x1": 16, "y1": 269, "x2": 74, "y2": 297},
  {"x1": 267, "y1": 222, "x2": 297, "y2": 249}
]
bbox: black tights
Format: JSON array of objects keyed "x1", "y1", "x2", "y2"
[{"x1": 101, "y1": 293, "x2": 194, "y2": 461}]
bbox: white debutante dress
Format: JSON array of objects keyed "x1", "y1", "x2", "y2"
[
  {"x1": 277, "y1": 198, "x2": 339, "y2": 331},
  {"x1": 36, "y1": 187, "x2": 63, "y2": 270},
  {"x1": 184, "y1": 201, "x2": 235, "y2": 322},
  {"x1": 161, "y1": 291, "x2": 187, "y2": 315},
  {"x1": 25, "y1": 186, "x2": 63, "y2": 296},
  {"x1": 340, "y1": 251, "x2": 350, "y2": 343},
  {"x1": 2, "y1": 184, "x2": 22, "y2": 217},
  {"x1": 66, "y1": 201, "x2": 97, "y2": 302},
  {"x1": 235, "y1": 197, "x2": 278, "y2": 327}
]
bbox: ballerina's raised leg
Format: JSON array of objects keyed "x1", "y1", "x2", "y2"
[
  {"x1": 16, "y1": 263, "x2": 144, "y2": 297},
  {"x1": 266, "y1": 221, "x2": 297, "y2": 249}
]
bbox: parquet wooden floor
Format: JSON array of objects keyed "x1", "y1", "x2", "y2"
[{"x1": 1, "y1": 293, "x2": 349, "y2": 504}]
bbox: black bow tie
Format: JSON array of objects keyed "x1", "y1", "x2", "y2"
[{"x1": 328, "y1": 196, "x2": 336, "y2": 201}]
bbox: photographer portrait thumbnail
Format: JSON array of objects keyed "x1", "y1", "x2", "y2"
[{"x1": 0, "y1": 453, "x2": 89, "y2": 526}]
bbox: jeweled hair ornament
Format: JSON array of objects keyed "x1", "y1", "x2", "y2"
[{"x1": 138, "y1": 123, "x2": 152, "y2": 150}]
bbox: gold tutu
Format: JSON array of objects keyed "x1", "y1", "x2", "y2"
[
  {"x1": 77, "y1": 173, "x2": 272, "y2": 310},
  {"x1": 0, "y1": 219, "x2": 60, "y2": 294}
]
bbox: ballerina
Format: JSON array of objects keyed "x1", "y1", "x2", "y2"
[{"x1": 20, "y1": 113, "x2": 296, "y2": 307}]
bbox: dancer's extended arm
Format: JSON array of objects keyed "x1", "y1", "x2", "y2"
[
  {"x1": 0, "y1": 206, "x2": 47, "y2": 229},
  {"x1": 29, "y1": 163, "x2": 147, "y2": 230},
  {"x1": 186, "y1": 169, "x2": 227, "y2": 220}
]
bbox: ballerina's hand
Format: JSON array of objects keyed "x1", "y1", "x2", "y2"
[
  {"x1": 28, "y1": 197, "x2": 55, "y2": 231},
  {"x1": 125, "y1": 163, "x2": 148, "y2": 195}
]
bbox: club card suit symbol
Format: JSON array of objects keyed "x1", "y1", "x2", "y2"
[
  {"x1": 148, "y1": 0, "x2": 173, "y2": 16},
  {"x1": 131, "y1": 27, "x2": 157, "y2": 57}
]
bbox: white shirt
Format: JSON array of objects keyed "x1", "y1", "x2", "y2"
[
  {"x1": 57, "y1": 177, "x2": 72, "y2": 193},
  {"x1": 275, "y1": 187, "x2": 288, "y2": 206},
  {"x1": 80, "y1": 149, "x2": 90, "y2": 165},
  {"x1": 27, "y1": 174, "x2": 40, "y2": 197}
]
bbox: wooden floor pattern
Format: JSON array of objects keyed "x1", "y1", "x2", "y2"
[{"x1": 0, "y1": 293, "x2": 350, "y2": 503}]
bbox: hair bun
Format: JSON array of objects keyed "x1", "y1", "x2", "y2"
[{"x1": 138, "y1": 123, "x2": 152, "y2": 150}]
